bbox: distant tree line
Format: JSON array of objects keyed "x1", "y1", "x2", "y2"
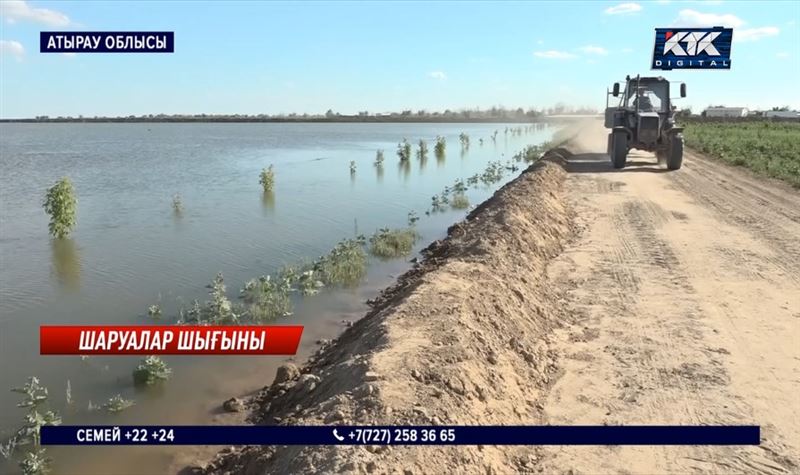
[{"x1": 8, "y1": 105, "x2": 598, "y2": 123}]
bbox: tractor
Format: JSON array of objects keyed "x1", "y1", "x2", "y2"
[{"x1": 604, "y1": 75, "x2": 686, "y2": 170}]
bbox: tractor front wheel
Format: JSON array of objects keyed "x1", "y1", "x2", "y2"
[
  {"x1": 611, "y1": 132, "x2": 628, "y2": 169},
  {"x1": 667, "y1": 134, "x2": 684, "y2": 170}
]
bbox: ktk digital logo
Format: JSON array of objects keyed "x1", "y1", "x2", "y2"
[{"x1": 652, "y1": 27, "x2": 732, "y2": 70}]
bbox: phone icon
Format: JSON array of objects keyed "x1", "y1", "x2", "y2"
[{"x1": 332, "y1": 428, "x2": 345, "y2": 442}]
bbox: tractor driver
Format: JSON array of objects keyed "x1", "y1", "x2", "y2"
[{"x1": 633, "y1": 87, "x2": 655, "y2": 112}]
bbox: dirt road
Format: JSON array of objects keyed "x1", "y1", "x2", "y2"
[
  {"x1": 540, "y1": 120, "x2": 800, "y2": 474},
  {"x1": 198, "y1": 119, "x2": 799, "y2": 475}
]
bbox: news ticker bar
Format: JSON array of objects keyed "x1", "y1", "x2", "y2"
[
  {"x1": 42, "y1": 425, "x2": 760, "y2": 446},
  {"x1": 40, "y1": 325, "x2": 303, "y2": 355},
  {"x1": 41, "y1": 32, "x2": 174, "y2": 53}
]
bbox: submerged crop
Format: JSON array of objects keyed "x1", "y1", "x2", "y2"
[
  {"x1": 103, "y1": 394, "x2": 135, "y2": 413},
  {"x1": 316, "y1": 236, "x2": 368, "y2": 286},
  {"x1": 240, "y1": 274, "x2": 293, "y2": 321},
  {"x1": 451, "y1": 194, "x2": 470, "y2": 209},
  {"x1": 132, "y1": 356, "x2": 172, "y2": 386},
  {"x1": 369, "y1": 227, "x2": 419, "y2": 259},
  {"x1": 4, "y1": 377, "x2": 61, "y2": 475}
]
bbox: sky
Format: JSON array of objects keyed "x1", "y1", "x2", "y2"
[{"x1": 0, "y1": 0, "x2": 798, "y2": 118}]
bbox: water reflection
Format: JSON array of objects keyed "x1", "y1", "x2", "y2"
[
  {"x1": 375, "y1": 164, "x2": 384, "y2": 183},
  {"x1": 398, "y1": 159, "x2": 411, "y2": 182},
  {"x1": 51, "y1": 238, "x2": 81, "y2": 290},
  {"x1": 261, "y1": 190, "x2": 275, "y2": 214},
  {"x1": 436, "y1": 151, "x2": 445, "y2": 168}
]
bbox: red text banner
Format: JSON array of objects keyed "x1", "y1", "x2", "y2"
[{"x1": 40, "y1": 325, "x2": 304, "y2": 355}]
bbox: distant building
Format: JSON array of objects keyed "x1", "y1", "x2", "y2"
[
  {"x1": 704, "y1": 107, "x2": 749, "y2": 118},
  {"x1": 764, "y1": 110, "x2": 800, "y2": 119}
]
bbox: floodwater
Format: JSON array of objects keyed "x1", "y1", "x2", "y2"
[{"x1": 0, "y1": 122, "x2": 555, "y2": 474}]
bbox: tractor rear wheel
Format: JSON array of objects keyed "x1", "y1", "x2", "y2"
[
  {"x1": 667, "y1": 134, "x2": 684, "y2": 170},
  {"x1": 607, "y1": 134, "x2": 613, "y2": 155},
  {"x1": 611, "y1": 132, "x2": 627, "y2": 169}
]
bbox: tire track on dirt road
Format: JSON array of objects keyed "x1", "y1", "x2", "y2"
[{"x1": 540, "y1": 120, "x2": 799, "y2": 474}]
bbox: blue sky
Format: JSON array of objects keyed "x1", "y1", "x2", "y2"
[{"x1": 1, "y1": 0, "x2": 798, "y2": 118}]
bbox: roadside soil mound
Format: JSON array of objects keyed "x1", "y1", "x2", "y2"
[{"x1": 196, "y1": 154, "x2": 574, "y2": 474}]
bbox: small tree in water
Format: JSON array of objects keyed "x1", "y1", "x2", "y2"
[
  {"x1": 417, "y1": 140, "x2": 428, "y2": 160},
  {"x1": 43, "y1": 177, "x2": 77, "y2": 238},
  {"x1": 434, "y1": 136, "x2": 446, "y2": 159},
  {"x1": 397, "y1": 139, "x2": 411, "y2": 161},
  {"x1": 259, "y1": 165, "x2": 275, "y2": 192}
]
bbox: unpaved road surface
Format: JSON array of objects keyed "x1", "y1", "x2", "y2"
[
  {"x1": 197, "y1": 119, "x2": 799, "y2": 475},
  {"x1": 540, "y1": 120, "x2": 800, "y2": 474}
]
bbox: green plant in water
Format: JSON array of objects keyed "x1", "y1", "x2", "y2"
[
  {"x1": 259, "y1": 165, "x2": 275, "y2": 192},
  {"x1": 295, "y1": 268, "x2": 325, "y2": 296},
  {"x1": 203, "y1": 273, "x2": 240, "y2": 324},
  {"x1": 374, "y1": 149, "x2": 385, "y2": 166},
  {"x1": 417, "y1": 139, "x2": 428, "y2": 160},
  {"x1": 103, "y1": 394, "x2": 134, "y2": 413},
  {"x1": 147, "y1": 304, "x2": 162, "y2": 319},
  {"x1": 467, "y1": 174, "x2": 480, "y2": 187},
  {"x1": 178, "y1": 299, "x2": 203, "y2": 324},
  {"x1": 316, "y1": 236, "x2": 367, "y2": 286},
  {"x1": 42, "y1": 177, "x2": 77, "y2": 238},
  {"x1": 407, "y1": 211, "x2": 419, "y2": 226},
  {"x1": 452, "y1": 179, "x2": 467, "y2": 194},
  {"x1": 459, "y1": 133, "x2": 470, "y2": 150},
  {"x1": 434, "y1": 136, "x2": 446, "y2": 159},
  {"x1": 368, "y1": 227, "x2": 419, "y2": 259},
  {"x1": 133, "y1": 356, "x2": 172, "y2": 386},
  {"x1": 10, "y1": 377, "x2": 61, "y2": 448},
  {"x1": 19, "y1": 449, "x2": 51, "y2": 475},
  {"x1": 451, "y1": 194, "x2": 470, "y2": 210},
  {"x1": 350, "y1": 161, "x2": 357, "y2": 174},
  {"x1": 4, "y1": 377, "x2": 61, "y2": 473},
  {"x1": 481, "y1": 161, "x2": 505, "y2": 185},
  {"x1": 172, "y1": 193, "x2": 183, "y2": 214},
  {"x1": 513, "y1": 144, "x2": 543, "y2": 163},
  {"x1": 240, "y1": 274, "x2": 293, "y2": 321},
  {"x1": 430, "y1": 195, "x2": 446, "y2": 213},
  {"x1": 397, "y1": 139, "x2": 411, "y2": 161}
]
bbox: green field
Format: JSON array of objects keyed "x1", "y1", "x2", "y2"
[{"x1": 681, "y1": 120, "x2": 800, "y2": 187}]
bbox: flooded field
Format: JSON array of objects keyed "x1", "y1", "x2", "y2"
[{"x1": 0, "y1": 122, "x2": 555, "y2": 474}]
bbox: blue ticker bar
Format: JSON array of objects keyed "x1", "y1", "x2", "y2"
[{"x1": 41, "y1": 425, "x2": 760, "y2": 446}]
